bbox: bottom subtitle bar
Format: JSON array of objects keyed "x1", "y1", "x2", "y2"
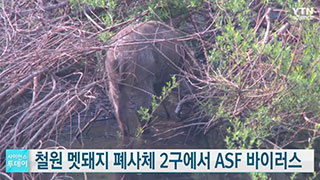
[{"x1": 6, "y1": 149, "x2": 314, "y2": 173}]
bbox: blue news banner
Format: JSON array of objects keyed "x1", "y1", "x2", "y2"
[{"x1": 6, "y1": 149, "x2": 314, "y2": 173}]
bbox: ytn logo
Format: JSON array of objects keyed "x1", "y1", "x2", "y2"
[{"x1": 292, "y1": 7, "x2": 315, "y2": 20}]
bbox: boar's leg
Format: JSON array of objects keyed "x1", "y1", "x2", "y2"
[{"x1": 113, "y1": 48, "x2": 156, "y2": 137}]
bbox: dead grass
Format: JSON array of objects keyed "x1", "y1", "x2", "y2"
[{"x1": 0, "y1": 1, "x2": 109, "y2": 174}]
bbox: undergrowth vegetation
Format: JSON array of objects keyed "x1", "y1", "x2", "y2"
[{"x1": 0, "y1": 0, "x2": 319, "y2": 179}]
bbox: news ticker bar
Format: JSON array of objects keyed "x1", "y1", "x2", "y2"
[{"x1": 6, "y1": 149, "x2": 314, "y2": 173}]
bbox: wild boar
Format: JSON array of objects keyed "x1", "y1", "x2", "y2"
[{"x1": 105, "y1": 21, "x2": 193, "y2": 138}]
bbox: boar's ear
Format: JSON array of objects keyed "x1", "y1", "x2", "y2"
[{"x1": 109, "y1": 58, "x2": 122, "y2": 78}]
